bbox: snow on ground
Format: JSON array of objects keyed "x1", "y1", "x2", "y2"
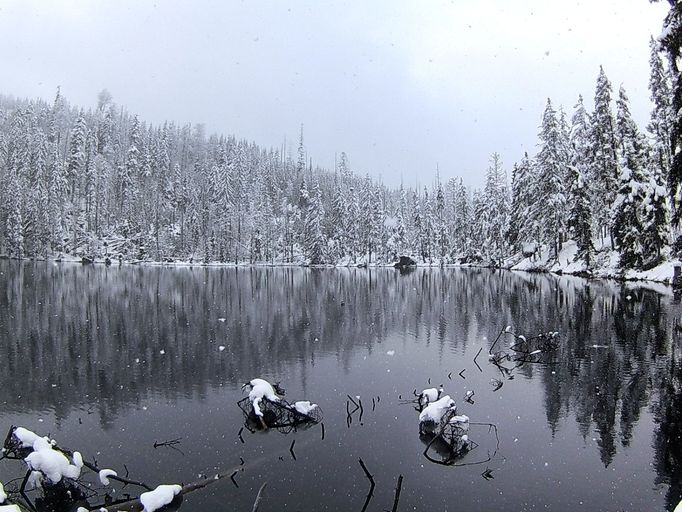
[
  {"x1": 625, "y1": 259, "x2": 678, "y2": 283},
  {"x1": 507, "y1": 239, "x2": 680, "y2": 285},
  {"x1": 23, "y1": 237, "x2": 682, "y2": 288},
  {"x1": 0, "y1": 505, "x2": 21, "y2": 512},
  {"x1": 510, "y1": 240, "x2": 586, "y2": 274},
  {"x1": 0, "y1": 482, "x2": 6, "y2": 503},
  {"x1": 139, "y1": 484, "x2": 182, "y2": 512}
]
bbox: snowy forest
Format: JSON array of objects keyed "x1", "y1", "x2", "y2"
[{"x1": 0, "y1": 31, "x2": 681, "y2": 270}]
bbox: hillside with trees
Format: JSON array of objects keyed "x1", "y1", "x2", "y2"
[{"x1": 0, "y1": 27, "x2": 679, "y2": 274}]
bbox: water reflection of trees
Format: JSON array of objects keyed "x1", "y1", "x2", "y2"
[{"x1": 0, "y1": 262, "x2": 680, "y2": 508}]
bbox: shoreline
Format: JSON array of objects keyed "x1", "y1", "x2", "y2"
[{"x1": 2, "y1": 252, "x2": 679, "y2": 288}]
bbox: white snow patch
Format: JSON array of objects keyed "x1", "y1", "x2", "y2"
[
  {"x1": 505, "y1": 238, "x2": 680, "y2": 284},
  {"x1": 449, "y1": 414, "x2": 470, "y2": 430},
  {"x1": 419, "y1": 395, "x2": 456, "y2": 427},
  {"x1": 218, "y1": 345, "x2": 226, "y2": 352},
  {"x1": 99, "y1": 469, "x2": 118, "y2": 486},
  {"x1": 625, "y1": 259, "x2": 677, "y2": 284},
  {"x1": 0, "y1": 482, "x2": 6, "y2": 503},
  {"x1": 72, "y1": 451, "x2": 83, "y2": 469},
  {"x1": 419, "y1": 388, "x2": 442, "y2": 406},
  {"x1": 386, "y1": 350, "x2": 395, "y2": 356},
  {"x1": 139, "y1": 484, "x2": 182, "y2": 512},
  {"x1": 246, "y1": 379, "x2": 280, "y2": 407},
  {"x1": 24, "y1": 436, "x2": 81, "y2": 484},
  {"x1": 252, "y1": 396, "x2": 264, "y2": 417},
  {"x1": 0, "y1": 505, "x2": 21, "y2": 512},
  {"x1": 13, "y1": 427, "x2": 39, "y2": 448},
  {"x1": 293, "y1": 401, "x2": 318, "y2": 415},
  {"x1": 27, "y1": 471, "x2": 43, "y2": 490}
]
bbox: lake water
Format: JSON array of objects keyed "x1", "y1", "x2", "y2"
[{"x1": 0, "y1": 262, "x2": 680, "y2": 511}]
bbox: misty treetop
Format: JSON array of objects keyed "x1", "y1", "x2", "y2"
[{"x1": 0, "y1": 27, "x2": 678, "y2": 270}]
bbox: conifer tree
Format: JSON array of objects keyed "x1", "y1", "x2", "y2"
[
  {"x1": 422, "y1": 187, "x2": 433, "y2": 263},
  {"x1": 435, "y1": 181, "x2": 447, "y2": 262},
  {"x1": 296, "y1": 125, "x2": 305, "y2": 179},
  {"x1": 329, "y1": 177, "x2": 346, "y2": 260},
  {"x1": 67, "y1": 112, "x2": 87, "y2": 199},
  {"x1": 470, "y1": 189, "x2": 486, "y2": 260},
  {"x1": 483, "y1": 152, "x2": 509, "y2": 261},
  {"x1": 513, "y1": 153, "x2": 539, "y2": 249},
  {"x1": 589, "y1": 67, "x2": 620, "y2": 243},
  {"x1": 412, "y1": 189, "x2": 425, "y2": 261},
  {"x1": 536, "y1": 99, "x2": 567, "y2": 258},
  {"x1": 305, "y1": 179, "x2": 325, "y2": 264},
  {"x1": 648, "y1": 36, "x2": 673, "y2": 174},
  {"x1": 392, "y1": 184, "x2": 408, "y2": 258},
  {"x1": 452, "y1": 178, "x2": 471, "y2": 257},
  {"x1": 612, "y1": 86, "x2": 650, "y2": 269},
  {"x1": 4, "y1": 171, "x2": 23, "y2": 257},
  {"x1": 507, "y1": 163, "x2": 522, "y2": 250},
  {"x1": 658, "y1": 1, "x2": 682, "y2": 233},
  {"x1": 568, "y1": 96, "x2": 594, "y2": 267},
  {"x1": 641, "y1": 162, "x2": 670, "y2": 268}
]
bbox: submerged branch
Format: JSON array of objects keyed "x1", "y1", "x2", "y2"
[{"x1": 251, "y1": 482, "x2": 268, "y2": 512}]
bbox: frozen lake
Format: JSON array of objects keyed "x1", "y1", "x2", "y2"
[{"x1": 0, "y1": 262, "x2": 680, "y2": 511}]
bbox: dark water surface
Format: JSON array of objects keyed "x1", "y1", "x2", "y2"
[{"x1": 0, "y1": 262, "x2": 681, "y2": 511}]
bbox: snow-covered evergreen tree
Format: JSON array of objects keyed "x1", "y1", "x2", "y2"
[
  {"x1": 482, "y1": 152, "x2": 509, "y2": 262},
  {"x1": 67, "y1": 111, "x2": 87, "y2": 199},
  {"x1": 641, "y1": 162, "x2": 670, "y2": 268},
  {"x1": 389, "y1": 183, "x2": 408, "y2": 258},
  {"x1": 612, "y1": 86, "x2": 651, "y2": 269},
  {"x1": 4, "y1": 171, "x2": 23, "y2": 257},
  {"x1": 658, "y1": 1, "x2": 682, "y2": 236},
  {"x1": 451, "y1": 177, "x2": 471, "y2": 258},
  {"x1": 305, "y1": 179, "x2": 326, "y2": 264},
  {"x1": 469, "y1": 189, "x2": 486, "y2": 260},
  {"x1": 536, "y1": 99, "x2": 568, "y2": 258},
  {"x1": 568, "y1": 96, "x2": 594, "y2": 267},
  {"x1": 423, "y1": 187, "x2": 435, "y2": 263},
  {"x1": 648, "y1": 36, "x2": 673, "y2": 176},
  {"x1": 411, "y1": 189, "x2": 425, "y2": 261},
  {"x1": 434, "y1": 181, "x2": 447, "y2": 262},
  {"x1": 589, "y1": 67, "x2": 620, "y2": 244}
]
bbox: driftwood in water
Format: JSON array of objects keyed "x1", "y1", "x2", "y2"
[{"x1": 237, "y1": 397, "x2": 322, "y2": 433}]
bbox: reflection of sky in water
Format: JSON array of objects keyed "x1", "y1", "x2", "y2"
[{"x1": 0, "y1": 263, "x2": 679, "y2": 511}]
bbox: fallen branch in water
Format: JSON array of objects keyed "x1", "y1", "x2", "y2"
[
  {"x1": 391, "y1": 474, "x2": 403, "y2": 512},
  {"x1": 251, "y1": 482, "x2": 268, "y2": 512},
  {"x1": 153, "y1": 438, "x2": 182, "y2": 449},
  {"x1": 473, "y1": 348, "x2": 483, "y2": 372},
  {"x1": 1, "y1": 425, "x2": 307, "y2": 512},
  {"x1": 358, "y1": 458, "x2": 375, "y2": 512}
]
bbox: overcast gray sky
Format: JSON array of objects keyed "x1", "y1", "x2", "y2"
[{"x1": 0, "y1": 0, "x2": 669, "y2": 189}]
